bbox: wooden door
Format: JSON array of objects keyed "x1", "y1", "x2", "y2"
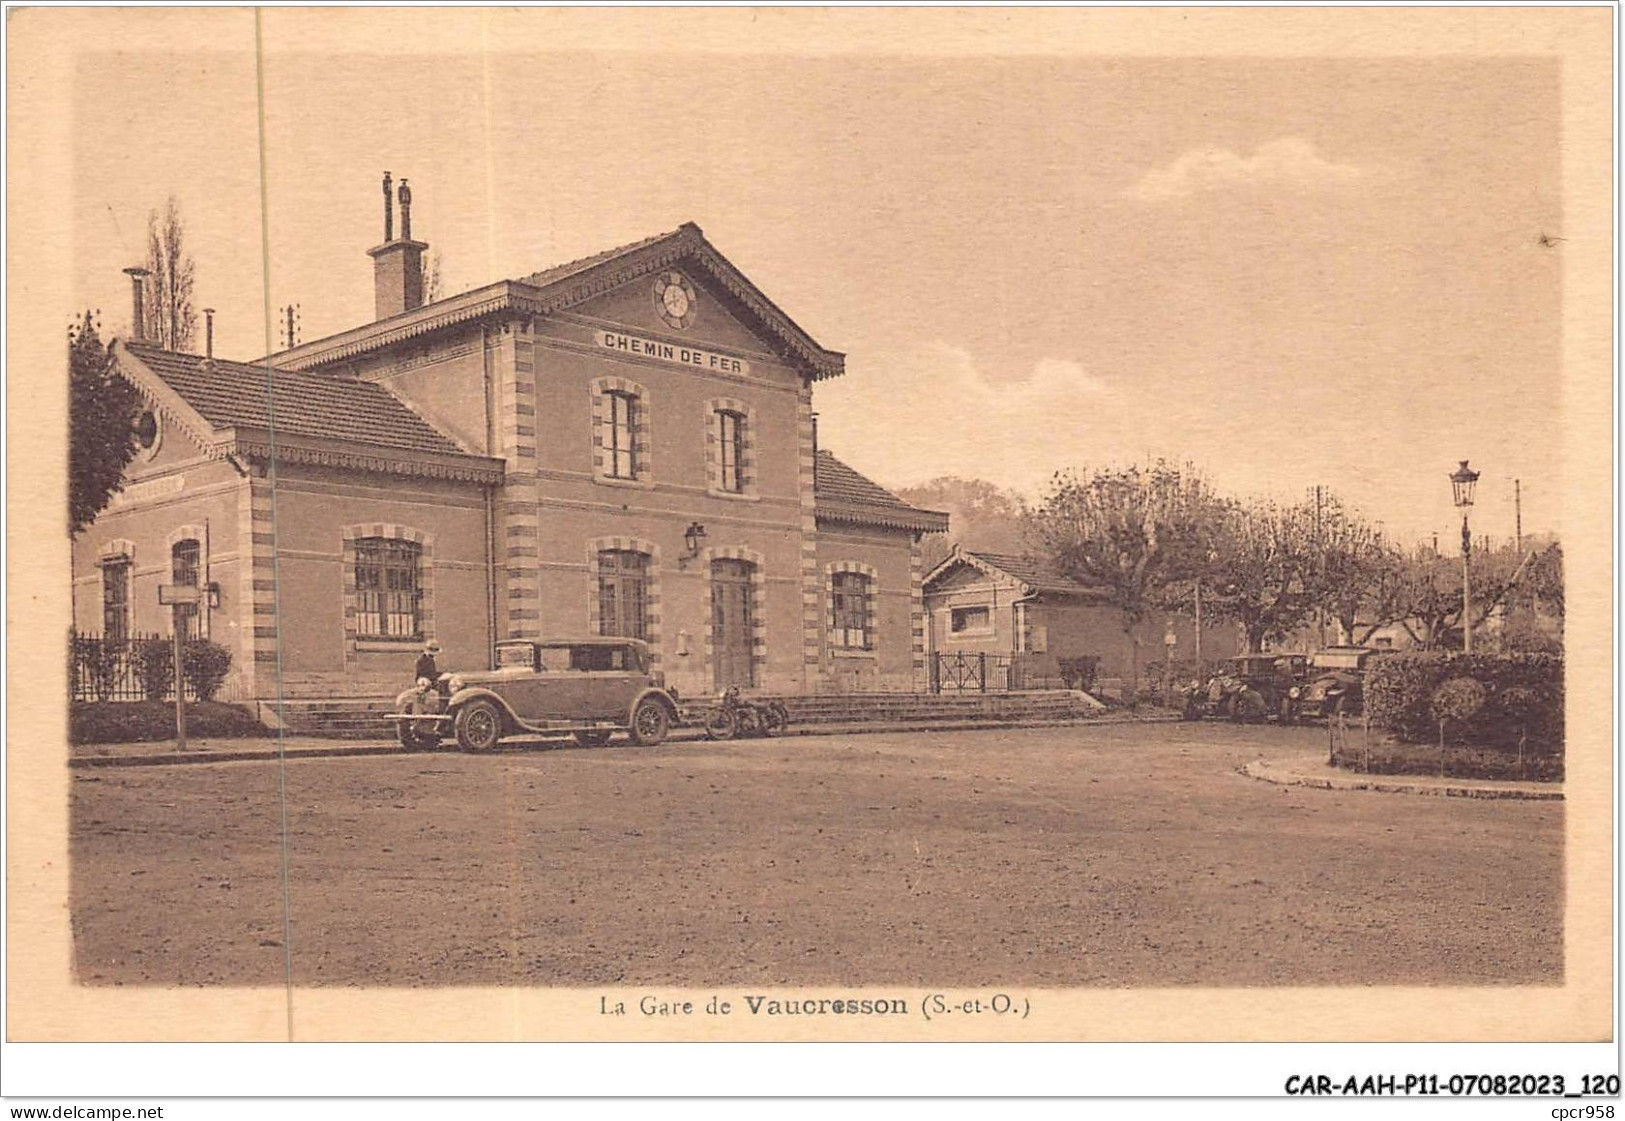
[{"x1": 711, "y1": 558, "x2": 756, "y2": 690}]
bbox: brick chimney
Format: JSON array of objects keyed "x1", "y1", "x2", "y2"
[{"x1": 366, "y1": 172, "x2": 427, "y2": 320}]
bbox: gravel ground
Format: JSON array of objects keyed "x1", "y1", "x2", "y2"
[{"x1": 68, "y1": 722, "x2": 1562, "y2": 987}]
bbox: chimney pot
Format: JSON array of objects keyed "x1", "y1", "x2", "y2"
[
  {"x1": 123, "y1": 266, "x2": 150, "y2": 342},
  {"x1": 398, "y1": 178, "x2": 413, "y2": 241},
  {"x1": 382, "y1": 171, "x2": 394, "y2": 242},
  {"x1": 203, "y1": 308, "x2": 216, "y2": 361}
]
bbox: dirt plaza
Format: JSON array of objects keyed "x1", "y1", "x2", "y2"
[{"x1": 68, "y1": 723, "x2": 1562, "y2": 988}]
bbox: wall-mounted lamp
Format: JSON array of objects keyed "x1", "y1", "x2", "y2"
[
  {"x1": 683, "y1": 522, "x2": 707, "y2": 561},
  {"x1": 205, "y1": 581, "x2": 223, "y2": 609}
]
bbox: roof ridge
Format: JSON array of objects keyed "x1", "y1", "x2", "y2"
[{"x1": 514, "y1": 226, "x2": 686, "y2": 289}]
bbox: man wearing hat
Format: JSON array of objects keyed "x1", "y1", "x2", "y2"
[{"x1": 415, "y1": 640, "x2": 442, "y2": 687}]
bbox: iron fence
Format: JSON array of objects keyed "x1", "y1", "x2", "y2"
[{"x1": 69, "y1": 631, "x2": 198, "y2": 702}]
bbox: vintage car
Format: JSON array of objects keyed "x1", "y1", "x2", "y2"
[
  {"x1": 391, "y1": 637, "x2": 679, "y2": 752},
  {"x1": 1285, "y1": 646, "x2": 1387, "y2": 721},
  {"x1": 1181, "y1": 653, "x2": 1311, "y2": 722}
]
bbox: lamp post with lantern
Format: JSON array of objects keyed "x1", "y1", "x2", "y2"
[{"x1": 1448, "y1": 460, "x2": 1481, "y2": 653}]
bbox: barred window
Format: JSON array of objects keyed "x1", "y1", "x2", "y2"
[
  {"x1": 830, "y1": 571, "x2": 872, "y2": 650},
  {"x1": 605, "y1": 391, "x2": 638, "y2": 479},
  {"x1": 102, "y1": 560, "x2": 130, "y2": 641},
  {"x1": 598, "y1": 550, "x2": 649, "y2": 640},
  {"x1": 171, "y1": 539, "x2": 201, "y2": 640},
  {"x1": 717, "y1": 410, "x2": 745, "y2": 493},
  {"x1": 355, "y1": 537, "x2": 421, "y2": 640}
]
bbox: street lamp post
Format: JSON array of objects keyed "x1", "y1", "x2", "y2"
[{"x1": 1448, "y1": 460, "x2": 1481, "y2": 654}]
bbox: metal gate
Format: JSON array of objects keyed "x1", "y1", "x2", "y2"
[{"x1": 930, "y1": 652, "x2": 1024, "y2": 693}]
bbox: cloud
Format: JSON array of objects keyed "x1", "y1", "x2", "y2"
[
  {"x1": 1128, "y1": 138, "x2": 1361, "y2": 203},
  {"x1": 814, "y1": 343, "x2": 1113, "y2": 497}
]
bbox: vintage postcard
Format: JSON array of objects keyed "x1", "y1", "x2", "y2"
[{"x1": 4, "y1": 4, "x2": 1615, "y2": 1084}]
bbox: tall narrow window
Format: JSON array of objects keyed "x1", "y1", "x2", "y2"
[
  {"x1": 831, "y1": 571, "x2": 872, "y2": 650},
  {"x1": 102, "y1": 560, "x2": 130, "y2": 641},
  {"x1": 355, "y1": 537, "x2": 422, "y2": 639},
  {"x1": 597, "y1": 550, "x2": 649, "y2": 640},
  {"x1": 171, "y1": 539, "x2": 201, "y2": 639},
  {"x1": 605, "y1": 391, "x2": 638, "y2": 479},
  {"x1": 717, "y1": 410, "x2": 745, "y2": 493}
]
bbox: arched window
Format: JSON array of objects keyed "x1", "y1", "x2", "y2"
[
  {"x1": 355, "y1": 537, "x2": 422, "y2": 640},
  {"x1": 597, "y1": 549, "x2": 650, "y2": 640}
]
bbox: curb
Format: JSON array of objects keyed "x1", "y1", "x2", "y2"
[
  {"x1": 1239, "y1": 758, "x2": 1564, "y2": 802},
  {"x1": 69, "y1": 712, "x2": 1180, "y2": 769}
]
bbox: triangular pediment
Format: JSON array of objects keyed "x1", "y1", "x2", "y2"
[{"x1": 513, "y1": 224, "x2": 845, "y2": 380}]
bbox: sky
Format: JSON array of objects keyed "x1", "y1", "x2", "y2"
[{"x1": 65, "y1": 11, "x2": 1563, "y2": 549}]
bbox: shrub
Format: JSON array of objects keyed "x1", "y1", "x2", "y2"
[
  {"x1": 72, "y1": 632, "x2": 124, "y2": 702},
  {"x1": 1365, "y1": 652, "x2": 1563, "y2": 753},
  {"x1": 182, "y1": 640, "x2": 233, "y2": 702},
  {"x1": 1057, "y1": 656, "x2": 1101, "y2": 693},
  {"x1": 1431, "y1": 676, "x2": 1487, "y2": 727},
  {"x1": 71, "y1": 701, "x2": 265, "y2": 745},
  {"x1": 1330, "y1": 735, "x2": 1564, "y2": 782},
  {"x1": 133, "y1": 638, "x2": 174, "y2": 701}
]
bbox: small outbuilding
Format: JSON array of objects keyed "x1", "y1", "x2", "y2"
[{"x1": 920, "y1": 546, "x2": 1241, "y2": 691}]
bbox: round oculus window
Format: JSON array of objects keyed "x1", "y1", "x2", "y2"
[{"x1": 135, "y1": 411, "x2": 158, "y2": 448}]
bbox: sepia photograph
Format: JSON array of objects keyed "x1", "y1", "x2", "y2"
[{"x1": 4, "y1": 3, "x2": 1616, "y2": 1098}]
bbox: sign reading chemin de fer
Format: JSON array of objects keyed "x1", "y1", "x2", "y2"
[{"x1": 596, "y1": 330, "x2": 751, "y2": 376}]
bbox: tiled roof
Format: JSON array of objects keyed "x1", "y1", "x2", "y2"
[
  {"x1": 965, "y1": 551, "x2": 1094, "y2": 595},
  {"x1": 814, "y1": 451, "x2": 949, "y2": 533},
  {"x1": 122, "y1": 342, "x2": 465, "y2": 456},
  {"x1": 516, "y1": 228, "x2": 684, "y2": 290}
]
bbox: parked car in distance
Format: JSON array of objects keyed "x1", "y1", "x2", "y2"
[
  {"x1": 1286, "y1": 646, "x2": 1388, "y2": 722},
  {"x1": 1182, "y1": 653, "x2": 1311, "y2": 722},
  {"x1": 390, "y1": 637, "x2": 679, "y2": 752}
]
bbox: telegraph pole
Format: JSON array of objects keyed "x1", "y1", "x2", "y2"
[{"x1": 1515, "y1": 478, "x2": 1523, "y2": 555}]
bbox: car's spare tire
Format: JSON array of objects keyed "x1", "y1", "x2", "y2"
[
  {"x1": 454, "y1": 699, "x2": 503, "y2": 753},
  {"x1": 630, "y1": 697, "x2": 671, "y2": 746}
]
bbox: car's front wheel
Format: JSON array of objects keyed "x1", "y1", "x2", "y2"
[
  {"x1": 454, "y1": 699, "x2": 503, "y2": 753},
  {"x1": 630, "y1": 697, "x2": 671, "y2": 746}
]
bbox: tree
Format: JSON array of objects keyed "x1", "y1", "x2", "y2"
[
  {"x1": 895, "y1": 476, "x2": 1029, "y2": 572},
  {"x1": 1525, "y1": 541, "x2": 1564, "y2": 618},
  {"x1": 1363, "y1": 540, "x2": 1531, "y2": 650},
  {"x1": 143, "y1": 196, "x2": 196, "y2": 350},
  {"x1": 422, "y1": 249, "x2": 444, "y2": 305},
  {"x1": 1204, "y1": 498, "x2": 1322, "y2": 653},
  {"x1": 69, "y1": 310, "x2": 142, "y2": 534},
  {"x1": 1306, "y1": 493, "x2": 1389, "y2": 642},
  {"x1": 1029, "y1": 460, "x2": 1222, "y2": 690}
]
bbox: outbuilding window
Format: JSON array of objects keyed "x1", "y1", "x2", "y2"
[
  {"x1": 355, "y1": 537, "x2": 421, "y2": 640},
  {"x1": 597, "y1": 549, "x2": 650, "y2": 641},
  {"x1": 950, "y1": 605, "x2": 992, "y2": 635}
]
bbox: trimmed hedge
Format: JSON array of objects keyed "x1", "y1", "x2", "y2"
[
  {"x1": 71, "y1": 701, "x2": 265, "y2": 745},
  {"x1": 1364, "y1": 652, "x2": 1563, "y2": 753}
]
